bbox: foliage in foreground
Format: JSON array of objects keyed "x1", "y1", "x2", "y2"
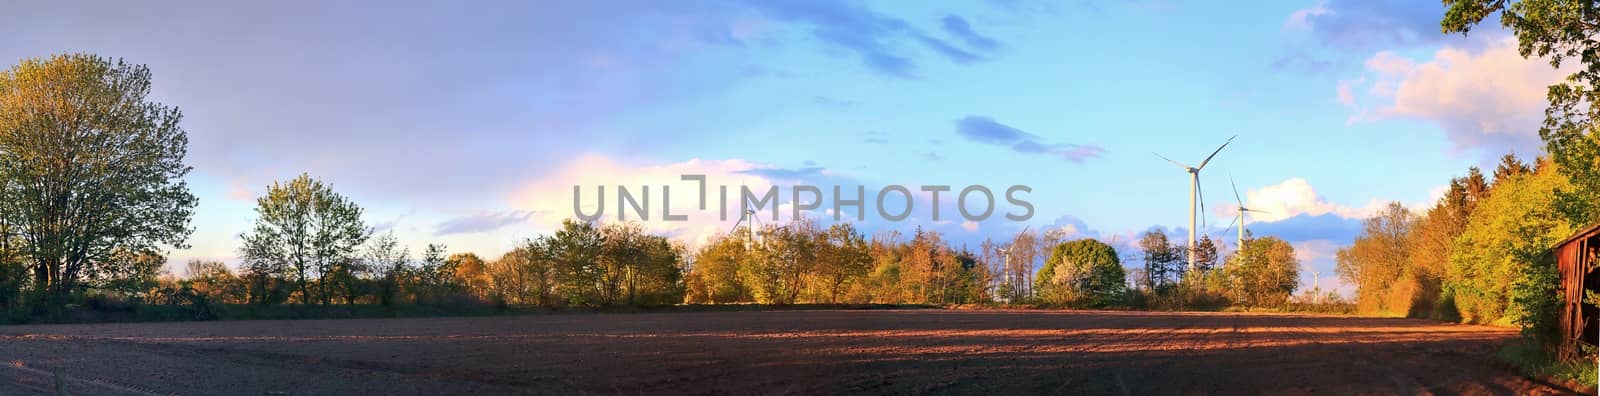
[{"x1": 1498, "y1": 340, "x2": 1599, "y2": 389}]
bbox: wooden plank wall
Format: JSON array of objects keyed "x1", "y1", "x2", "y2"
[{"x1": 1557, "y1": 231, "x2": 1596, "y2": 361}]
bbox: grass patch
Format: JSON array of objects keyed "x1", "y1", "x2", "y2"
[{"x1": 1497, "y1": 340, "x2": 1598, "y2": 392}]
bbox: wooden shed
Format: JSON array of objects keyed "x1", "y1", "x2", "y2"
[{"x1": 1555, "y1": 222, "x2": 1599, "y2": 361}]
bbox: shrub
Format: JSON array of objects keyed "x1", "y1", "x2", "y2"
[{"x1": 1036, "y1": 239, "x2": 1125, "y2": 307}]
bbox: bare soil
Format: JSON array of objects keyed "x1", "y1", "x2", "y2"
[{"x1": 0, "y1": 309, "x2": 1578, "y2": 395}]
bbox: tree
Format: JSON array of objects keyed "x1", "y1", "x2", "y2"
[
  {"x1": 1493, "y1": 153, "x2": 1533, "y2": 186},
  {"x1": 1407, "y1": 176, "x2": 1479, "y2": 319},
  {"x1": 1444, "y1": 0, "x2": 1599, "y2": 226},
  {"x1": 450, "y1": 253, "x2": 491, "y2": 300},
  {"x1": 1336, "y1": 202, "x2": 1417, "y2": 313},
  {"x1": 1037, "y1": 239, "x2": 1125, "y2": 306},
  {"x1": 239, "y1": 174, "x2": 369, "y2": 305},
  {"x1": 0, "y1": 253, "x2": 24, "y2": 312},
  {"x1": 490, "y1": 238, "x2": 556, "y2": 305},
  {"x1": 414, "y1": 244, "x2": 459, "y2": 303},
  {"x1": 1447, "y1": 166, "x2": 1573, "y2": 328},
  {"x1": 548, "y1": 219, "x2": 603, "y2": 306},
  {"x1": 623, "y1": 235, "x2": 684, "y2": 305},
  {"x1": 325, "y1": 252, "x2": 370, "y2": 305},
  {"x1": 1138, "y1": 230, "x2": 1180, "y2": 290},
  {"x1": 813, "y1": 223, "x2": 871, "y2": 303},
  {"x1": 363, "y1": 231, "x2": 410, "y2": 306},
  {"x1": 1191, "y1": 235, "x2": 1219, "y2": 277},
  {"x1": 1002, "y1": 229, "x2": 1039, "y2": 301},
  {"x1": 742, "y1": 221, "x2": 818, "y2": 304},
  {"x1": 685, "y1": 234, "x2": 751, "y2": 304},
  {"x1": 185, "y1": 260, "x2": 245, "y2": 304},
  {"x1": 0, "y1": 54, "x2": 198, "y2": 304},
  {"x1": 1228, "y1": 237, "x2": 1300, "y2": 307},
  {"x1": 89, "y1": 248, "x2": 166, "y2": 299}
]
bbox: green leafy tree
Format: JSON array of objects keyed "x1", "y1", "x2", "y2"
[
  {"x1": 741, "y1": 222, "x2": 818, "y2": 304},
  {"x1": 0, "y1": 256, "x2": 25, "y2": 312},
  {"x1": 89, "y1": 248, "x2": 166, "y2": 299},
  {"x1": 1447, "y1": 166, "x2": 1573, "y2": 329},
  {"x1": 685, "y1": 234, "x2": 752, "y2": 304},
  {"x1": 548, "y1": 219, "x2": 603, "y2": 306},
  {"x1": 813, "y1": 223, "x2": 872, "y2": 303},
  {"x1": 1407, "y1": 175, "x2": 1480, "y2": 319},
  {"x1": 239, "y1": 174, "x2": 369, "y2": 305},
  {"x1": 0, "y1": 54, "x2": 198, "y2": 305},
  {"x1": 624, "y1": 235, "x2": 684, "y2": 305},
  {"x1": 1228, "y1": 237, "x2": 1300, "y2": 307},
  {"x1": 324, "y1": 255, "x2": 370, "y2": 305},
  {"x1": 414, "y1": 243, "x2": 459, "y2": 303},
  {"x1": 597, "y1": 222, "x2": 683, "y2": 305},
  {"x1": 1444, "y1": 0, "x2": 1599, "y2": 226},
  {"x1": 1037, "y1": 239, "x2": 1125, "y2": 306}
]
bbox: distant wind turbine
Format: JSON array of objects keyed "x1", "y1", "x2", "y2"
[
  {"x1": 999, "y1": 225, "x2": 1030, "y2": 300},
  {"x1": 1221, "y1": 175, "x2": 1272, "y2": 250},
  {"x1": 1154, "y1": 135, "x2": 1234, "y2": 273}
]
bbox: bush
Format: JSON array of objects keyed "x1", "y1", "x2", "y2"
[
  {"x1": 1127, "y1": 282, "x2": 1233, "y2": 311},
  {"x1": 1036, "y1": 239, "x2": 1125, "y2": 307},
  {"x1": 83, "y1": 292, "x2": 133, "y2": 312}
]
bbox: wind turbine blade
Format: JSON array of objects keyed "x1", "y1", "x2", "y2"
[
  {"x1": 1230, "y1": 174, "x2": 1243, "y2": 205},
  {"x1": 1153, "y1": 152, "x2": 1191, "y2": 170},
  {"x1": 1197, "y1": 181, "x2": 1207, "y2": 229},
  {"x1": 1195, "y1": 135, "x2": 1236, "y2": 170},
  {"x1": 1221, "y1": 214, "x2": 1240, "y2": 235},
  {"x1": 1006, "y1": 225, "x2": 1031, "y2": 254}
]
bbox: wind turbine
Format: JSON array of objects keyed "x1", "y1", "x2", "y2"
[
  {"x1": 1155, "y1": 135, "x2": 1235, "y2": 273},
  {"x1": 999, "y1": 225, "x2": 1030, "y2": 301},
  {"x1": 1304, "y1": 264, "x2": 1323, "y2": 303},
  {"x1": 1221, "y1": 175, "x2": 1272, "y2": 250},
  {"x1": 726, "y1": 178, "x2": 765, "y2": 248}
]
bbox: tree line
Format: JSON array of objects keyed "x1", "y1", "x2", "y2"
[
  {"x1": 1336, "y1": 153, "x2": 1594, "y2": 339},
  {"x1": 0, "y1": 53, "x2": 1314, "y2": 319}
]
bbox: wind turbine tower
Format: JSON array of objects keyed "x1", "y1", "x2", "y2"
[{"x1": 1155, "y1": 136, "x2": 1235, "y2": 272}]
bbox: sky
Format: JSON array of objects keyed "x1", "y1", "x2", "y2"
[{"x1": 1, "y1": 0, "x2": 1568, "y2": 296}]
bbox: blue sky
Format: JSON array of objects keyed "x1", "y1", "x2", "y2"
[{"x1": 2, "y1": 1, "x2": 1564, "y2": 295}]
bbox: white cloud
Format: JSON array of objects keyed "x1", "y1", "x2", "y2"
[
  {"x1": 1219, "y1": 178, "x2": 1436, "y2": 223},
  {"x1": 1228, "y1": 178, "x2": 1373, "y2": 222},
  {"x1": 1346, "y1": 38, "x2": 1573, "y2": 157}
]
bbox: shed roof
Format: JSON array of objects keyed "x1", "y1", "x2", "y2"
[{"x1": 1553, "y1": 222, "x2": 1600, "y2": 249}]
